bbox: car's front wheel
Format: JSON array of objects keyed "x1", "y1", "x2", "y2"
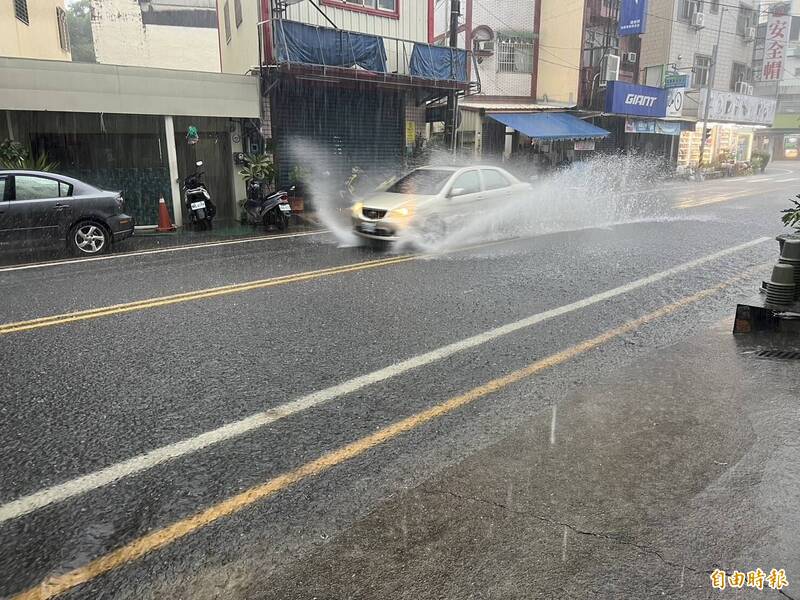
[{"x1": 69, "y1": 221, "x2": 110, "y2": 256}]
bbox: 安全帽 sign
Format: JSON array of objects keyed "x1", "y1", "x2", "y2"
[{"x1": 605, "y1": 81, "x2": 667, "y2": 118}]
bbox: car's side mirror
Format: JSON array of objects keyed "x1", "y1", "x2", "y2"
[{"x1": 449, "y1": 187, "x2": 466, "y2": 197}]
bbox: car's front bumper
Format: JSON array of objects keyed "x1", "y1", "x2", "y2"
[{"x1": 352, "y1": 216, "x2": 403, "y2": 242}]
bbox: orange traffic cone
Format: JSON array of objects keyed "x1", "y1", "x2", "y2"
[{"x1": 156, "y1": 196, "x2": 176, "y2": 232}]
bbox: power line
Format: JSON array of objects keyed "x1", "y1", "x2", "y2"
[{"x1": 645, "y1": 11, "x2": 750, "y2": 39}]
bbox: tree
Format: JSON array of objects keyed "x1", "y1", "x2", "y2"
[{"x1": 67, "y1": 0, "x2": 96, "y2": 63}]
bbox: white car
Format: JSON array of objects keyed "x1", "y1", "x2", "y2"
[{"x1": 351, "y1": 166, "x2": 533, "y2": 243}]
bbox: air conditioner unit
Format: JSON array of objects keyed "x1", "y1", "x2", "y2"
[
  {"x1": 624, "y1": 52, "x2": 637, "y2": 64},
  {"x1": 736, "y1": 81, "x2": 749, "y2": 94},
  {"x1": 601, "y1": 54, "x2": 621, "y2": 86},
  {"x1": 745, "y1": 26, "x2": 756, "y2": 41},
  {"x1": 692, "y1": 11, "x2": 705, "y2": 29},
  {"x1": 478, "y1": 40, "x2": 494, "y2": 53},
  {"x1": 746, "y1": 83, "x2": 754, "y2": 95}
]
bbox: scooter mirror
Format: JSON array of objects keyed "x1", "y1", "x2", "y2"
[{"x1": 196, "y1": 161, "x2": 203, "y2": 167}]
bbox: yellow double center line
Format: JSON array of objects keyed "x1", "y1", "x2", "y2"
[
  {"x1": 0, "y1": 254, "x2": 417, "y2": 336},
  {"x1": 12, "y1": 267, "x2": 757, "y2": 600}
]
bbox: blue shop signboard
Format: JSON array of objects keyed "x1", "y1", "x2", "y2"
[
  {"x1": 619, "y1": 0, "x2": 647, "y2": 36},
  {"x1": 605, "y1": 81, "x2": 667, "y2": 118}
]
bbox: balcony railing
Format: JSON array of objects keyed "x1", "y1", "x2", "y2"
[{"x1": 258, "y1": 19, "x2": 481, "y2": 95}]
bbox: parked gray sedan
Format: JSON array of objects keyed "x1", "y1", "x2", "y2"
[{"x1": 0, "y1": 170, "x2": 134, "y2": 255}]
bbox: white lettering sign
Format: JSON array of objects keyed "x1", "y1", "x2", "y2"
[
  {"x1": 699, "y1": 90, "x2": 777, "y2": 126},
  {"x1": 624, "y1": 93, "x2": 657, "y2": 107}
]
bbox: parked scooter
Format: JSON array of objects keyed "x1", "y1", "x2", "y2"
[
  {"x1": 244, "y1": 179, "x2": 294, "y2": 231},
  {"x1": 183, "y1": 160, "x2": 216, "y2": 230}
]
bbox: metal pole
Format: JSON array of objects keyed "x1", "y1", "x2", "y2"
[
  {"x1": 446, "y1": 0, "x2": 460, "y2": 154},
  {"x1": 698, "y1": 7, "x2": 725, "y2": 168}
]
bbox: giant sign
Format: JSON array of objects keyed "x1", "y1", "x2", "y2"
[
  {"x1": 619, "y1": 0, "x2": 647, "y2": 36},
  {"x1": 605, "y1": 81, "x2": 667, "y2": 117},
  {"x1": 698, "y1": 90, "x2": 777, "y2": 126}
]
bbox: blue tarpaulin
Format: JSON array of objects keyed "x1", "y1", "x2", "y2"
[
  {"x1": 487, "y1": 112, "x2": 610, "y2": 141},
  {"x1": 409, "y1": 45, "x2": 468, "y2": 82},
  {"x1": 274, "y1": 20, "x2": 387, "y2": 73}
]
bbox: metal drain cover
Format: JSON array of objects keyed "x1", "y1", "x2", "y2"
[{"x1": 754, "y1": 349, "x2": 800, "y2": 360}]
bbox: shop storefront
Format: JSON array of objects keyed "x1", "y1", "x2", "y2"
[
  {"x1": 676, "y1": 89, "x2": 776, "y2": 168},
  {"x1": 1, "y1": 57, "x2": 259, "y2": 226},
  {"x1": 677, "y1": 123, "x2": 755, "y2": 167},
  {"x1": 603, "y1": 81, "x2": 683, "y2": 161},
  {"x1": 754, "y1": 114, "x2": 800, "y2": 160}
]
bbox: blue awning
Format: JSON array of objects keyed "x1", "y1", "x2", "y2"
[{"x1": 487, "y1": 112, "x2": 609, "y2": 141}]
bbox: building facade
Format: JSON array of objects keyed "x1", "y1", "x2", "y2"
[
  {"x1": 220, "y1": 0, "x2": 480, "y2": 192},
  {"x1": 639, "y1": 0, "x2": 769, "y2": 166},
  {"x1": 752, "y1": 1, "x2": 800, "y2": 159},
  {"x1": 1, "y1": 57, "x2": 258, "y2": 226},
  {"x1": 0, "y1": 0, "x2": 72, "y2": 61},
  {"x1": 90, "y1": 0, "x2": 220, "y2": 72},
  {"x1": 431, "y1": 0, "x2": 600, "y2": 165}
]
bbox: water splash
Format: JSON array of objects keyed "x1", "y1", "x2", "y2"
[{"x1": 285, "y1": 142, "x2": 679, "y2": 251}]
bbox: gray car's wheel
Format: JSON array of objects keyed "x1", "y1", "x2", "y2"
[{"x1": 69, "y1": 222, "x2": 110, "y2": 256}]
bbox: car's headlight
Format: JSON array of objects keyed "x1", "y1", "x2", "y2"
[
  {"x1": 388, "y1": 205, "x2": 414, "y2": 219},
  {"x1": 351, "y1": 202, "x2": 363, "y2": 217}
]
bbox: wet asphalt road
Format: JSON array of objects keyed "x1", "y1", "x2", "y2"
[{"x1": 0, "y1": 165, "x2": 798, "y2": 599}]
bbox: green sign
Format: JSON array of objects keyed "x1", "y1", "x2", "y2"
[
  {"x1": 664, "y1": 73, "x2": 690, "y2": 89},
  {"x1": 772, "y1": 114, "x2": 800, "y2": 129}
]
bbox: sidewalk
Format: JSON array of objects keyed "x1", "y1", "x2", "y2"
[
  {"x1": 263, "y1": 323, "x2": 800, "y2": 599},
  {"x1": 0, "y1": 216, "x2": 325, "y2": 267},
  {"x1": 126, "y1": 215, "x2": 323, "y2": 251}
]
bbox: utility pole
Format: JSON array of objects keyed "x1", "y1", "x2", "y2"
[
  {"x1": 698, "y1": 8, "x2": 726, "y2": 168},
  {"x1": 445, "y1": 0, "x2": 461, "y2": 154}
]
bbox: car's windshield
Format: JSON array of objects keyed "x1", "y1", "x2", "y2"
[{"x1": 386, "y1": 169, "x2": 453, "y2": 195}]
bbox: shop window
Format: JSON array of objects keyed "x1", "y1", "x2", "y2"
[
  {"x1": 730, "y1": 62, "x2": 748, "y2": 90},
  {"x1": 736, "y1": 3, "x2": 755, "y2": 36},
  {"x1": 56, "y1": 7, "x2": 70, "y2": 52},
  {"x1": 678, "y1": 0, "x2": 702, "y2": 22},
  {"x1": 223, "y1": 0, "x2": 232, "y2": 42},
  {"x1": 497, "y1": 35, "x2": 533, "y2": 74},
  {"x1": 234, "y1": 0, "x2": 243, "y2": 28},
  {"x1": 14, "y1": 0, "x2": 29, "y2": 25},
  {"x1": 323, "y1": 0, "x2": 399, "y2": 18},
  {"x1": 694, "y1": 54, "x2": 712, "y2": 87}
]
